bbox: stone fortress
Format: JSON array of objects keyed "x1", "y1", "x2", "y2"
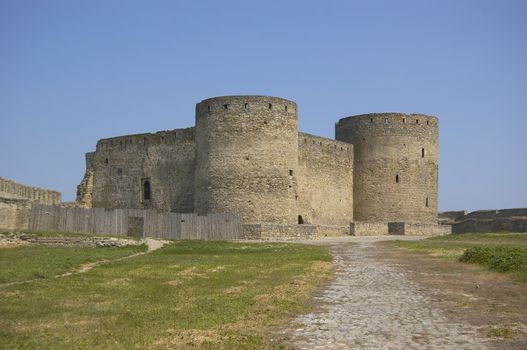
[{"x1": 75, "y1": 95, "x2": 448, "y2": 237}]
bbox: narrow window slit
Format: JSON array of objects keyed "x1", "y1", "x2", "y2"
[{"x1": 143, "y1": 180, "x2": 151, "y2": 201}]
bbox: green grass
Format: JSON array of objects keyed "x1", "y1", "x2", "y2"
[
  {"x1": 460, "y1": 246, "x2": 527, "y2": 273},
  {"x1": 0, "y1": 244, "x2": 147, "y2": 284},
  {"x1": 0, "y1": 240, "x2": 331, "y2": 349},
  {"x1": 384, "y1": 233, "x2": 527, "y2": 281},
  {"x1": 487, "y1": 327, "x2": 514, "y2": 338}
]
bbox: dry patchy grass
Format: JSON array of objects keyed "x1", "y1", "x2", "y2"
[{"x1": 0, "y1": 240, "x2": 331, "y2": 349}]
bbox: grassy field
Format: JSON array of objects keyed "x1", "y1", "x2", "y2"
[
  {"x1": 0, "y1": 240, "x2": 331, "y2": 349},
  {"x1": 384, "y1": 233, "x2": 527, "y2": 281},
  {"x1": 0, "y1": 244, "x2": 147, "y2": 284}
]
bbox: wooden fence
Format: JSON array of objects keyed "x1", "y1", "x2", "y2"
[{"x1": 28, "y1": 204, "x2": 243, "y2": 240}]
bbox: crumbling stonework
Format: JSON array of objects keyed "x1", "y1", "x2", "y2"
[
  {"x1": 0, "y1": 232, "x2": 141, "y2": 248},
  {"x1": 76, "y1": 170, "x2": 93, "y2": 208}
]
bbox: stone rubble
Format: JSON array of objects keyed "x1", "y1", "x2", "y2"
[{"x1": 0, "y1": 232, "x2": 141, "y2": 248}]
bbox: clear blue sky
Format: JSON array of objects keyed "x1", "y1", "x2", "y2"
[{"x1": 1, "y1": 0, "x2": 526, "y2": 211}]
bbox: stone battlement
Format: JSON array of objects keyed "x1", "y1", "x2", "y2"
[
  {"x1": 96, "y1": 127, "x2": 195, "y2": 151},
  {"x1": 0, "y1": 177, "x2": 61, "y2": 205},
  {"x1": 196, "y1": 95, "x2": 297, "y2": 117}
]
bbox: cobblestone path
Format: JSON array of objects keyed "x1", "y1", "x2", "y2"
[{"x1": 282, "y1": 241, "x2": 489, "y2": 350}]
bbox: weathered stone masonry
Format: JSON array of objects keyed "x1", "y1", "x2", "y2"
[
  {"x1": 336, "y1": 113, "x2": 438, "y2": 223},
  {"x1": 0, "y1": 177, "x2": 61, "y2": 230},
  {"x1": 77, "y1": 95, "x2": 441, "y2": 232}
]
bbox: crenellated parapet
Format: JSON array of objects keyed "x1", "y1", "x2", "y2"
[
  {"x1": 0, "y1": 176, "x2": 61, "y2": 205},
  {"x1": 95, "y1": 128, "x2": 195, "y2": 152}
]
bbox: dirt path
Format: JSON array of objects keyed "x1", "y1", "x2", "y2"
[
  {"x1": 57, "y1": 237, "x2": 168, "y2": 277},
  {"x1": 1, "y1": 238, "x2": 169, "y2": 287},
  {"x1": 281, "y1": 240, "x2": 490, "y2": 349}
]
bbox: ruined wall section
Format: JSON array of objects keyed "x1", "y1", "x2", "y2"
[
  {"x1": 195, "y1": 96, "x2": 298, "y2": 224},
  {"x1": 0, "y1": 177, "x2": 61, "y2": 205},
  {"x1": 76, "y1": 152, "x2": 94, "y2": 208},
  {"x1": 87, "y1": 127, "x2": 195, "y2": 212},
  {"x1": 336, "y1": 113, "x2": 438, "y2": 223},
  {"x1": 297, "y1": 133, "x2": 353, "y2": 225}
]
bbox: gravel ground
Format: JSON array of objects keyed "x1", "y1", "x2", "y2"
[{"x1": 281, "y1": 239, "x2": 490, "y2": 349}]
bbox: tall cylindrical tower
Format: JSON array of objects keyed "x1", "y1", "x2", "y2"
[
  {"x1": 336, "y1": 113, "x2": 438, "y2": 223},
  {"x1": 195, "y1": 96, "x2": 298, "y2": 224}
]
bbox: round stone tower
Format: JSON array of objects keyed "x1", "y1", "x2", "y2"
[
  {"x1": 195, "y1": 96, "x2": 298, "y2": 224},
  {"x1": 336, "y1": 113, "x2": 438, "y2": 223}
]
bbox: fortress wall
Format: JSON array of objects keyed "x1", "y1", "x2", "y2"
[
  {"x1": 388, "y1": 222, "x2": 451, "y2": 236},
  {"x1": 243, "y1": 223, "x2": 349, "y2": 240},
  {"x1": 87, "y1": 127, "x2": 196, "y2": 212},
  {"x1": 451, "y1": 218, "x2": 527, "y2": 233},
  {"x1": 144, "y1": 128, "x2": 196, "y2": 212},
  {"x1": 297, "y1": 133, "x2": 353, "y2": 226},
  {"x1": 439, "y1": 208, "x2": 527, "y2": 233},
  {"x1": 350, "y1": 222, "x2": 390, "y2": 236},
  {"x1": 438, "y1": 210, "x2": 467, "y2": 223},
  {"x1": 465, "y1": 208, "x2": 527, "y2": 219},
  {"x1": 195, "y1": 96, "x2": 298, "y2": 224},
  {"x1": 0, "y1": 177, "x2": 61, "y2": 205},
  {"x1": 336, "y1": 113, "x2": 438, "y2": 223},
  {"x1": 0, "y1": 198, "x2": 31, "y2": 230}
]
